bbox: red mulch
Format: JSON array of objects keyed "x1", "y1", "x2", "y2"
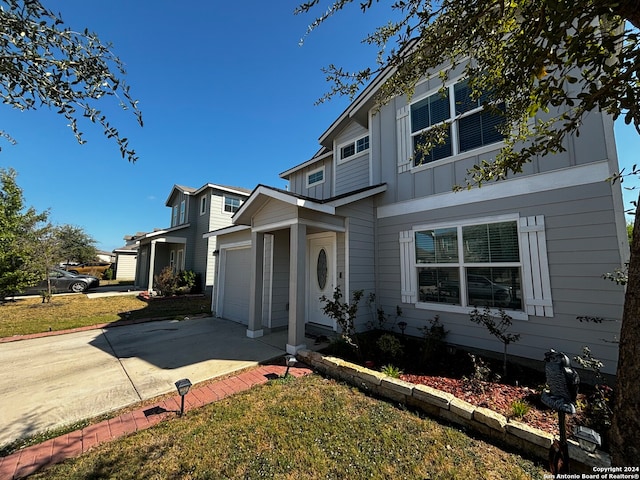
[{"x1": 401, "y1": 373, "x2": 583, "y2": 435}]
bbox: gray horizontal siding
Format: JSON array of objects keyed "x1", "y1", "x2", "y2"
[
  {"x1": 372, "y1": 84, "x2": 616, "y2": 207},
  {"x1": 373, "y1": 181, "x2": 624, "y2": 374},
  {"x1": 253, "y1": 199, "x2": 298, "y2": 228}
]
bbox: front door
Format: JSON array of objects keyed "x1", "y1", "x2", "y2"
[{"x1": 307, "y1": 233, "x2": 336, "y2": 328}]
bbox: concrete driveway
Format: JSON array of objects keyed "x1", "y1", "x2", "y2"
[{"x1": 0, "y1": 317, "x2": 287, "y2": 447}]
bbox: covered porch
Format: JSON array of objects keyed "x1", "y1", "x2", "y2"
[
  {"x1": 134, "y1": 228, "x2": 188, "y2": 291},
  {"x1": 214, "y1": 186, "x2": 347, "y2": 354}
]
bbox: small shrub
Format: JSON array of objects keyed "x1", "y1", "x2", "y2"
[
  {"x1": 510, "y1": 400, "x2": 531, "y2": 419},
  {"x1": 39, "y1": 290, "x2": 52, "y2": 303},
  {"x1": 366, "y1": 295, "x2": 402, "y2": 332},
  {"x1": 376, "y1": 333, "x2": 404, "y2": 363},
  {"x1": 154, "y1": 266, "x2": 179, "y2": 295},
  {"x1": 419, "y1": 315, "x2": 448, "y2": 362},
  {"x1": 321, "y1": 287, "x2": 364, "y2": 357},
  {"x1": 154, "y1": 268, "x2": 197, "y2": 296},
  {"x1": 381, "y1": 364, "x2": 402, "y2": 378},
  {"x1": 462, "y1": 353, "x2": 500, "y2": 394},
  {"x1": 178, "y1": 270, "x2": 196, "y2": 290},
  {"x1": 574, "y1": 347, "x2": 614, "y2": 437},
  {"x1": 469, "y1": 306, "x2": 520, "y2": 378}
]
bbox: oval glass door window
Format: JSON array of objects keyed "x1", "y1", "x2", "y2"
[{"x1": 317, "y1": 248, "x2": 327, "y2": 289}]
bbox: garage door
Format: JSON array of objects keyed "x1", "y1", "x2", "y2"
[{"x1": 221, "y1": 247, "x2": 251, "y2": 324}]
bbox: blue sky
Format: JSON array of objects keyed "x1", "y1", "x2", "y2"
[{"x1": 2, "y1": 1, "x2": 639, "y2": 252}]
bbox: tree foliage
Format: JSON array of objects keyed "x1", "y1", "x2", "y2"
[
  {"x1": 297, "y1": 0, "x2": 640, "y2": 465},
  {"x1": 56, "y1": 224, "x2": 97, "y2": 265},
  {"x1": 296, "y1": 0, "x2": 638, "y2": 186},
  {"x1": 0, "y1": 168, "x2": 48, "y2": 300},
  {"x1": 0, "y1": 0, "x2": 143, "y2": 161}
]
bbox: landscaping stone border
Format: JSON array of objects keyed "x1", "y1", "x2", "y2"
[{"x1": 296, "y1": 349, "x2": 611, "y2": 473}]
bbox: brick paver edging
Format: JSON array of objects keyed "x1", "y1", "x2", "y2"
[{"x1": 0, "y1": 364, "x2": 312, "y2": 480}]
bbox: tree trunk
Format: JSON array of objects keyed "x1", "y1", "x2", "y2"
[{"x1": 610, "y1": 199, "x2": 640, "y2": 465}]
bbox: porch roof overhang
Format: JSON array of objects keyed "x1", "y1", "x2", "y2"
[
  {"x1": 230, "y1": 183, "x2": 388, "y2": 232},
  {"x1": 232, "y1": 185, "x2": 336, "y2": 226},
  {"x1": 203, "y1": 224, "x2": 250, "y2": 239},
  {"x1": 135, "y1": 224, "x2": 189, "y2": 245}
]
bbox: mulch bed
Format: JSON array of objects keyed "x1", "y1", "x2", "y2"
[{"x1": 400, "y1": 373, "x2": 585, "y2": 436}]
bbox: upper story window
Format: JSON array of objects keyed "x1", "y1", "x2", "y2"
[
  {"x1": 411, "y1": 80, "x2": 506, "y2": 166},
  {"x1": 306, "y1": 166, "x2": 325, "y2": 188},
  {"x1": 179, "y1": 200, "x2": 186, "y2": 224},
  {"x1": 172, "y1": 205, "x2": 178, "y2": 227},
  {"x1": 200, "y1": 195, "x2": 207, "y2": 215},
  {"x1": 339, "y1": 134, "x2": 369, "y2": 162},
  {"x1": 224, "y1": 196, "x2": 241, "y2": 213}
]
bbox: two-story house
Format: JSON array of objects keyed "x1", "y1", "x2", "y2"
[
  {"x1": 207, "y1": 63, "x2": 627, "y2": 375},
  {"x1": 134, "y1": 183, "x2": 250, "y2": 294}
]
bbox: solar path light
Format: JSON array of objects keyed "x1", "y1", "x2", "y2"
[
  {"x1": 175, "y1": 378, "x2": 192, "y2": 416},
  {"x1": 573, "y1": 426, "x2": 601, "y2": 453},
  {"x1": 284, "y1": 355, "x2": 297, "y2": 378}
]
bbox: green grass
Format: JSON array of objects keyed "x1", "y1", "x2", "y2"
[
  {"x1": 0, "y1": 294, "x2": 211, "y2": 338},
  {"x1": 30, "y1": 375, "x2": 546, "y2": 479}
]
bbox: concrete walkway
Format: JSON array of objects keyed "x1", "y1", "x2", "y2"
[
  {"x1": 0, "y1": 316, "x2": 295, "y2": 448},
  {"x1": 0, "y1": 362, "x2": 313, "y2": 479}
]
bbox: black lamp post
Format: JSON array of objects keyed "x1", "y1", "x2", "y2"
[
  {"x1": 397, "y1": 321, "x2": 407, "y2": 335},
  {"x1": 175, "y1": 378, "x2": 192, "y2": 416}
]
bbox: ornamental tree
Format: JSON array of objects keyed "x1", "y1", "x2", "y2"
[
  {"x1": 56, "y1": 224, "x2": 97, "y2": 265},
  {"x1": 0, "y1": 168, "x2": 48, "y2": 300},
  {"x1": 297, "y1": 0, "x2": 639, "y2": 465},
  {"x1": 0, "y1": 0, "x2": 142, "y2": 161}
]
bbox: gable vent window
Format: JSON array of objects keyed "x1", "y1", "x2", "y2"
[
  {"x1": 411, "y1": 79, "x2": 506, "y2": 166},
  {"x1": 307, "y1": 167, "x2": 325, "y2": 187},
  {"x1": 340, "y1": 134, "x2": 370, "y2": 161}
]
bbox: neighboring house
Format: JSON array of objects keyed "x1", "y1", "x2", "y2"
[
  {"x1": 135, "y1": 183, "x2": 251, "y2": 294},
  {"x1": 96, "y1": 251, "x2": 116, "y2": 264},
  {"x1": 113, "y1": 235, "x2": 141, "y2": 281},
  {"x1": 207, "y1": 63, "x2": 627, "y2": 375}
]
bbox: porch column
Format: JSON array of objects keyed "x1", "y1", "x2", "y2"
[
  {"x1": 247, "y1": 231, "x2": 264, "y2": 339},
  {"x1": 148, "y1": 240, "x2": 157, "y2": 291},
  {"x1": 287, "y1": 223, "x2": 307, "y2": 354}
]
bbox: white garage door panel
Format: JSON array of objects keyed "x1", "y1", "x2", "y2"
[{"x1": 222, "y1": 248, "x2": 251, "y2": 324}]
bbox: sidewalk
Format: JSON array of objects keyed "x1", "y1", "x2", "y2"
[{"x1": 0, "y1": 362, "x2": 313, "y2": 480}]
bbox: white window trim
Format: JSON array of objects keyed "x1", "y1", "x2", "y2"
[
  {"x1": 399, "y1": 214, "x2": 553, "y2": 321},
  {"x1": 406, "y1": 77, "x2": 506, "y2": 171},
  {"x1": 169, "y1": 251, "x2": 175, "y2": 271},
  {"x1": 172, "y1": 205, "x2": 178, "y2": 227},
  {"x1": 223, "y1": 195, "x2": 241, "y2": 214},
  {"x1": 179, "y1": 199, "x2": 186, "y2": 224},
  {"x1": 337, "y1": 134, "x2": 370, "y2": 165},
  {"x1": 200, "y1": 195, "x2": 207, "y2": 216},
  {"x1": 306, "y1": 166, "x2": 325, "y2": 188},
  {"x1": 177, "y1": 249, "x2": 184, "y2": 271}
]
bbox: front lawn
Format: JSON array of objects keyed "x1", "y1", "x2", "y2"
[
  {"x1": 0, "y1": 294, "x2": 211, "y2": 338},
  {"x1": 30, "y1": 374, "x2": 546, "y2": 479}
]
